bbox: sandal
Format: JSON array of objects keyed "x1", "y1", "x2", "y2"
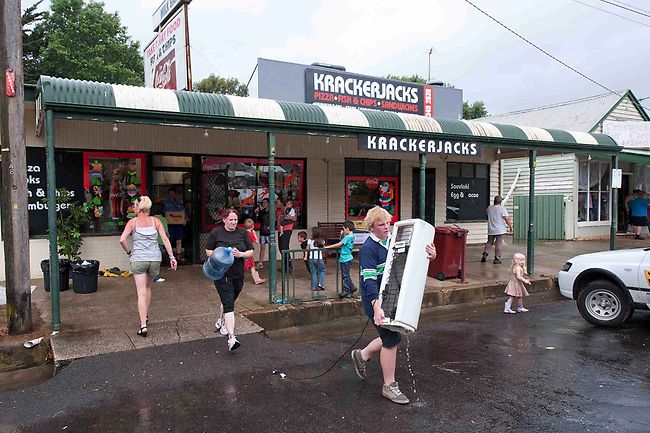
[{"x1": 137, "y1": 326, "x2": 148, "y2": 338}]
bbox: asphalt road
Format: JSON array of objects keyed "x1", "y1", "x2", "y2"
[{"x1": 1, "y1": 298, "x2": 649, "y2": 433}]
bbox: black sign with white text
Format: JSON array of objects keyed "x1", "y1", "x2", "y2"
[
  {"x1": 306, "y1": 68, "x2": 434, "y2": 116},
  {"x1": 446, "y1": 177, "x2": 489, "y2": 221},
  {"x1": 359, "y1": 134, "x2": 483, "y2": 157}
]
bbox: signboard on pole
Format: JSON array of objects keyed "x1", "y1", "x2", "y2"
[
  {"x1": 144, "y1": 8, "x2": 188, "y2": 90},
  {"x1": 603, "y1": 120, "x2": 650, "y2": 149}
]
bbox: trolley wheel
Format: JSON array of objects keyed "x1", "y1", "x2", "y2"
[{"x1": 437, "y1": 271, "x2": 446, "y2": 281}]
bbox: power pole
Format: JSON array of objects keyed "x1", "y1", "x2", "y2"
[{"x1": 1, "y1": 0, "x2": 32, "y2": 334}]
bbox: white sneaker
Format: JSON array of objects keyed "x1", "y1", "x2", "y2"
[
  {"x1": 155, "y1": 278, "x2": 165, "y2": 283},
  {"x1": 504, "y1": 309, "x2": 516, "y2": 314},
  {"x1": 227, "y1": 335, "x2": 241, "y2": 351},
  {"x1": 215, "y1": 320, "x2": 228, "y2": 336},
  {"x1": 517, "y1": 307, "x2": 529, "y2": 313}
]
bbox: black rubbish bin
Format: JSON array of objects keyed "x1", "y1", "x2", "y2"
[
  {"x1": 71, "y1": 260, "x2": 100, "y2": 294},
  {"x1": 40, "y1": 259, "x2": 71, "y2": 292}
]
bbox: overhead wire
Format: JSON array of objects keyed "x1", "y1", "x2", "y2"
[
  {"x1": 607, "y1": 0, "x2": 650, "y2": 15},
  {"x1": 569, "y1": 0, "x2": 650, "y2": 28},
  {"x1": 595, "y1": 0, "x2": 650, "y2": 18}
]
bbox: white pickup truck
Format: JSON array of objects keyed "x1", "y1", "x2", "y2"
[{"x1": 558, "y1": 248, "x2": 650, "y2": 327}]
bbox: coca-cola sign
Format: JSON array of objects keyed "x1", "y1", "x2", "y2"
[{"x1": 144, "y1": 8, "x2": 187, "y2": 90}]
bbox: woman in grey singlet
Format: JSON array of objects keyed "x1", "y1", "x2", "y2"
[{"x1": 119, "y1": 196, "x2": 177, "y2": 337}]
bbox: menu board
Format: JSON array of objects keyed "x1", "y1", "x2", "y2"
[{"x1": 446, "y1": 177, "x2": 489, "y2": 222}]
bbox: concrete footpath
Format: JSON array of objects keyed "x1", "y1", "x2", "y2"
[{"x1": 14, "y1": 235, "x2": 645, "y2": 369}]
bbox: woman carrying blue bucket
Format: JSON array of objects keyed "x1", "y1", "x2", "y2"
[{"x1": 204, "y1": 208, "x2": 254, "y2": 352}]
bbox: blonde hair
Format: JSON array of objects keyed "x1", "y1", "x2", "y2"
[
  {"x1": 510, "y1": 252, "x2": 527, "y2": 275},
  {"x1": 364, "y1": 206, "x2": 392, "y2": 229},
  {"x1": 137, "y1": 195, "x2": 152, "y2": 213},
  {"x1": 243, "y1": 218, "x2": 254, "y2": 229}
]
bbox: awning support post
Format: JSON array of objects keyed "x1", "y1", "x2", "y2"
[
  {"x1": 419, "y1": 154, "x2": 426, "y2": 220},
  {"x1": 267, "y1": 132, "x2": 277, "y2": 303},
  {"x1": 527, "y1": 150, "x2": 536, "y2": 274},
  {"x1": 610, "y1": 154, "x2": 618, "y2": 251},
  {"x1": 46, "y1": 109, "x2": 60, "y2": 332}
]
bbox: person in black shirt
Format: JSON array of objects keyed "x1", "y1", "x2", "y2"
[{"x1": 205, "y1": 208, "x2": 253, "y2": 351}]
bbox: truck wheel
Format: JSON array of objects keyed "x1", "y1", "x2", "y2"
[{"x1": 576, "y1": 279, "x2": 630, "y2": 327}]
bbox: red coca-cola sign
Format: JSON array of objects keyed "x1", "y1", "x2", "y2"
[
  {"x1": 6, "y1": 68, "x2": 15, "y2": 97},
  {"x1": 153, "y1": 49, "x2": 177, "y2": 90}
]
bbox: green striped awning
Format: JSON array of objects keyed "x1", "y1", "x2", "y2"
[{"x1": 36, "y1": 76, "x2": 619, "y2": 150}]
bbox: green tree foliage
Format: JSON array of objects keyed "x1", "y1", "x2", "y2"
[
  {"x1": 463, "y1": 101, "x2": 488, "y2": 119},
  {"x1": 194, "y1": 74, "x2": 249, "y2": 96},
  {"x1": 22, "y1": 0, "x2": 143, "y2": 85},
  {"x1": 385, "y1": 74, "x2": 427, "y2": 84}
]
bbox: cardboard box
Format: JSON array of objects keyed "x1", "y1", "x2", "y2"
[{"x1": 166, "y1": 211, "x2": 186, "y2": 225}]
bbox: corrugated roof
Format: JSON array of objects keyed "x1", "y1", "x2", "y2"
[
  {"x1": 35, "y1": 76, "x2": 620, "y2": 150},
  {"x1": 478, "y1": 91, "x2": 634, "y2": 132}
]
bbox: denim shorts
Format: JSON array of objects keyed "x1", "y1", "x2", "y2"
[{"x1": 129, "y1": 261, "x2": 161, "y2": 277}]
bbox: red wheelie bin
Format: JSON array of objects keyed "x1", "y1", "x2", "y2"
[{"x1": 428, "y1": 226, "x2": 468, "y2": 281}]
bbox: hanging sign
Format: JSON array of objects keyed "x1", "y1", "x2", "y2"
[{"x1": 144, "y1": 8, "x2": 188, "y2": 90}]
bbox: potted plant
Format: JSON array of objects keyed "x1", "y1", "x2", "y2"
[{"x1": 41, "y1": 189, "x2": 99, "y2": 294}]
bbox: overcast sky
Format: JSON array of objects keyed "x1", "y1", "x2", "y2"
[{"x1": 23, "y1": 0, "x2": 650, "y2": 116}]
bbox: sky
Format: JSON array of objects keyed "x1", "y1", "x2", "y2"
[{"x1": 22, "y1": 0, "x2": 650, "y2": 116}]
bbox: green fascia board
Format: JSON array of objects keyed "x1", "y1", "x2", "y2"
[
  {"x1": 492, "y1": 123, "x2": 527, "y2": 140},
  {"x1": 619, "y1": 150, "x2": 650, "y2": 165},
  {"x1": 277, "y1": 100, "x2": 328, "y2": 124},
  {"x1": 436, "y1": 119, "x2": 473, "y2": 135},
  {"x1": 38, "y1": 76, "x2": 116, "y2": 108},
  {"x1": 175, "y1": 91, "x2": 235, "y2": 116},
  {"x1": 359, "y1": 109, "x2": 406, "y2": 131}
]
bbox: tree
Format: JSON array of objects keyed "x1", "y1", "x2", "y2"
[
  {"x1": 385, "y1": 74, "x2": 427, "y2": 84},
  {"x1": 463, "y1": 101, "x2": 488, "y2": 120},
  {"x1": 194, "y1": 74, "x2": 249, "y2": 96},
  {"x1": 22, "y1": 0, "x2": 143, "y2": 85}
]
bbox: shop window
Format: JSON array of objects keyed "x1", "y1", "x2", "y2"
[
  {"x1": 84, "y1": 152, "x2": 147, "y2": 234},
  {"x1": 446, "y1": 162, "x2": 490, "y2": 222},
  {"x1": 200, "y1": 157, "x2": 305, "y2": 231},
  {"x1": 346, "y1": 176, "x2": 399, "y2": 222},
  {"x1": 345, "y1": 158, "x2": 401, "y2": 222},
  {"x1": 578, "y1": 161, "x2": 610, "y2": 223}
]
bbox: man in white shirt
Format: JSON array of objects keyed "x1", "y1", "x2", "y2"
[{"x1": 481, "y1": 195, "x2": 513, "y2": 264}]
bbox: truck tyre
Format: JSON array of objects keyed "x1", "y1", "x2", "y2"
[{"x1": 577, "y1": 279, "x2": 630, "y2": 327}]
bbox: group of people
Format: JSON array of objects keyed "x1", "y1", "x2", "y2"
[{"x1": 118, "y1": 194, "x2": 534, "y2": 404}]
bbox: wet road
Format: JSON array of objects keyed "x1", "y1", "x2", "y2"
[{"x1": 1, "y1": 299, "x2": 649, "y2": 433}]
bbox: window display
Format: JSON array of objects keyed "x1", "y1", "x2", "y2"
[
  {"x1": 83, "y1": 152, "x2": 147, "y2": 233},
  {"x1": 578, "y1": 161, "x2": 610, "y2": 223},
  {"x1": 200, "y1": 157, "x2": 305, "y2": 230},
  {"x1": 346, "y1": 176, "x2": 399, "y2": 222}
]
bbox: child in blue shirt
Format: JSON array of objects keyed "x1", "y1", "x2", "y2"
[{"x1": 325, "y1": 220, "x2": 357, "y2": 298}]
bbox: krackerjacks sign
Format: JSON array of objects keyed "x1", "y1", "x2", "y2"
[
  {"x1": 359, "y1": 134, "x2": 483, "y2": 157},
  {"x1": 306, "y1": 68, "x2": 434, "y2": 116}
]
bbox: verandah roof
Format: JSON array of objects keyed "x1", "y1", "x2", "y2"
[{"x1": 35, "y1": 76, "x2": 621, "y2": 156}]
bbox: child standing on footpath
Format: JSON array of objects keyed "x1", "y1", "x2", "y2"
[
  {"x1": 297, "y1": 230, "x2": 312, "y2": 276},
  {"x1": 243, "y1": 218, "x2": 265, "y2": 285},
  {"x1": 504, "y1": 252, "x2": 531, "y2": 313},
  {"x1": 308, "y1": 227, "x2": 326, "y2": 291},
  {"x1": 325, "y1": 220, "x2": 357, "y2": 298}
]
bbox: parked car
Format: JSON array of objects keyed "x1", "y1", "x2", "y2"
[{"x1": 558, "y1": 248, "x2": 650, "y2": 327}]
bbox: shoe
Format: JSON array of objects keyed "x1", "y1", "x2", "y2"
[
  {"x1": 317, "y1": 285, "x2": 325, "y2": 291},
  {"x1": 155, "y1": 277, "x2": 165, "y2": 283},
  {"x1": 351, "y1": 349, "x2": 367, "y2": 380},
  {"x1": 137, "y1": 326, "x2": 148, "y2": 338},
  {"x1": 382, "y1": 382, "x2": 409, "y2": 404},
  {"x1": 338, "y1": 291, "x2": 349, "y2": 298},
  {"x1": 481, "y1": 252, "x2": 488, "y2": 263},
  {"x1": 493, "y1": 258, "x2": 502, "y2": 264},
  {"x1": 215, "y1": 319, "x2": 228, "y2": 336},
  {"x1": 254, "y1": 279, "x2": 266, "y2": 285},
  {"x1": 349, "y1": 286, "x2": 357, "y2": 295},
  {"x1": 228, "y1": 335, "x2": 241, "y2": 351},
  {"x1": 517, "y1": 307, "x2": 529, "y2": 313},
  {"x1": 256, "y1": 262, "x2": 264, "y2": 269}
]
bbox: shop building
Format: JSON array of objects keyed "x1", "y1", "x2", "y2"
[
  {"x1": 483, "y1": 90, "x2": 648, "y2": 240},
  {"x1": 0, "y1": 77, "x2": 621, "y2": 281}
]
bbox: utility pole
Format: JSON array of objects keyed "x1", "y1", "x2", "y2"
[
  {"x1": 428, "y1": 47, "x2": 432, "y2": 82},
  {"x1": 1, "y1": 0, "x2": 32, "y2": 334}
]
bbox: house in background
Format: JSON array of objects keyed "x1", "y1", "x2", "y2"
[{"x1": 480, "y1": 90, "x2": 649, "y2": 240}]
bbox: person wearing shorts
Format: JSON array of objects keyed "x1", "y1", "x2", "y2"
[
  {"x1": 120, "y1": 196, "x2": 177, "y2": 338},
  {"x1": 629, "y1": 190, "x2": 650, "y2": 240},
  {"x1": 349, "y1": 206, "x2": 436, "y2": 405}
]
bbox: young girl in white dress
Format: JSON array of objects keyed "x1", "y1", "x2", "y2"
[{"x1": 504, "y1": 253, "x2": 531, "y2": 314}]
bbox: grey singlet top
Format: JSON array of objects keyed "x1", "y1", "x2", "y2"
[{"x1": 130, "y1": 217, "x2": 162, "y2": 262}]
